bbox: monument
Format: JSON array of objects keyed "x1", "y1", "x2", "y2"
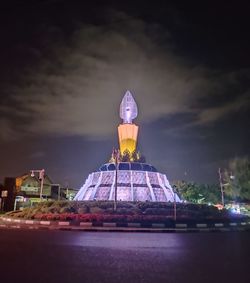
[{"x1": 74, "y1": 91, "x2": 181, "y2": 202}]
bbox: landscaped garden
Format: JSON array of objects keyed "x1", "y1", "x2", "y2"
[{"x1": 4, "y1": 200, "x2": 249, "y2": 225}]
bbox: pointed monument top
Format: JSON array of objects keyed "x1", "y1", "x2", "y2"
[{"x1": 119, "y1": 90, "x2": 138, "y2": 123}]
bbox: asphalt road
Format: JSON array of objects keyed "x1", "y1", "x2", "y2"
[{"x1": 0, "y1": 229, "x2": 249, "y2": 283}]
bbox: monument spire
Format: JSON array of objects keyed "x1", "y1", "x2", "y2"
[
  {"x1": 119, "y1": 90, "x2": 138, "y2": 124},
  {"x1": 118, "y1": 91, "x2": 139, "y2": 154}
]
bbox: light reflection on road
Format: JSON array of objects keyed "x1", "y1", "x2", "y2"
[{"x1": 68, "y1": 232, "x2": 183, "y2": 249}]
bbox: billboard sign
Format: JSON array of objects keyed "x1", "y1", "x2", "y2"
[{"x1": 21, "y1": 186, "x2": 39, "y2": 192}]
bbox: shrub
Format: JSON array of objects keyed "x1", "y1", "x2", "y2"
[{"x1": 89, "y1": 207, "x2": 105, "y2": 214}]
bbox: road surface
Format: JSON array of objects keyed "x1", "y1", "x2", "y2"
[{"x1": 0, "y1": 229, "x2": 249, "y2": 283}]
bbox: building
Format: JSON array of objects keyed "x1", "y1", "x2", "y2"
[
  {"x1": 74, "y1": 91, "x2": 181, "y2": 203},
  {"x1": 0, "y1": 174, "x2": 53, "y2": 211},
  {"x1": 0, "y1": 177, "x2": 16, "y2": 212},
  {"x1": 0, "y1": 173, "x2": 78, "y2": 211}
]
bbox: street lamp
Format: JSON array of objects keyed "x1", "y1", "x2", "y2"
[
  {"x1": 218, "y1": 168, "x2": 236, "y2": 207},
  {"x1": 30, "y1": 169, "x2": 45, "y2": 201},
  {"x1": 229, "y1": 173, "x2": 236, "y2": 200},
  {"x1": 218, "y1": 168, "x2": 225, "y2": 206},
  {"x1": 173, "y1": 186, "x2": 177, "y2": 221},
  {"x1": 113, "y1": 149, "x2": 120, "y2": 212}
]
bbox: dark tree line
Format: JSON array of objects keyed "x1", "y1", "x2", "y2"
[
  {"x1": 173, "y1": 181, "x2": 221, "y2": 204},
  {"x1": 222, "y1": 157, "x2": 250, "y2": 200},
  {"x1": 173, "y1": 157, "x2": 250, "y2": 204}
]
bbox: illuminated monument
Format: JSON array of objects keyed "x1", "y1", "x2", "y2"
[
  {"x1": 74, "y1": 91, "x2": 181, "y2": 202},
  {"x1": 118, "y1": 92, "x2": 138, "y2": 154}
]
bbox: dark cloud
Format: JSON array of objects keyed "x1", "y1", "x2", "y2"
[
  {"x1": 1, "y1": 12, "x2": 249, "y2": 141},
  {"x1": 0, "y1": 2, "x2": 249, "y2": 186}
]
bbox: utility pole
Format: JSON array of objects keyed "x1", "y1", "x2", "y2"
[
  {"x1": 31, "y1": 169, "x2": 45, "y2": 201},
  {"x1": 218, "y1": 168, "x2": 225, "y2": 206}
]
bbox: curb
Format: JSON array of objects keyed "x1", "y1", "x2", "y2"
[{"x1": 1, "y1": 216, "x2": 250, "y2": 232}]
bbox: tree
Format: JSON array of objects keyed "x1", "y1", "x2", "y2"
[
  {"x1": 173, "y1": 180, "x2": 220, "y2": 204},
  {"x1": 173, "y1": 181, "x2": 201, "y2": 203},
  {"x1": 223, "y1": 157, "x2": 250, "y2": 201}
]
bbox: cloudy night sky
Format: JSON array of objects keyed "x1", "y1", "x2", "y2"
[{"x1": 0, "y1": 0, "x2": 249, "y2": 188}]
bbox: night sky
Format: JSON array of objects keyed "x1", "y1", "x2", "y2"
[{"x1": 0, "y1": 0, "x2": 249, "y2": 188}]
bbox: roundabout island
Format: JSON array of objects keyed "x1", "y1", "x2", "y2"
[{"x1": 1, "y1": 91, "x2": 249, "y2": 232}]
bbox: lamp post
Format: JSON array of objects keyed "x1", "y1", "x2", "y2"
[
  {"x1": 173, "y1": 186, "x2": 177, "y2": 221},
  {"x1": 113, "y1": 149, "x2": 120, "y2": 212},
  {"x1": 30, "y1": 169, "x2": 45, "y2": 201},
  {"x1": 230, "y1": 173, "x2": 236, "y2": 200},
  {"x1": 218, "y1": 168, "x2": 225, "y2": 207}
]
